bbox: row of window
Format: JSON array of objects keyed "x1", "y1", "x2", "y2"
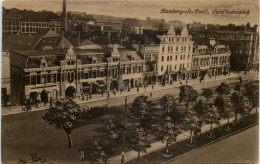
[
  {"x1": 3, "y1": 20, "x2": 20, "y2": 26},
  {"x1": 161, "y1": 63, "x2": 189, "y2": 71},
  {"x1": 25, "y1": 73, "x2": 60, "y2": 86},
  {"x1": 162, "y1": 45, "x2": 192, "y2": 52},
  {"x1": 21, "y1": 22, "x2": 49, "y2": 27},
  {"x1": 21, "y1": 26, "x2": 49, "y2": 33},
  {"x1": 3, "y1": 26, "x2": 20, "y2": 31},
  {"x1": 162, "y1": 36, "x2": 192, "y2": 42},
  {"x1": 161, "y1": 54, "x2": 191, "y2": 62}
]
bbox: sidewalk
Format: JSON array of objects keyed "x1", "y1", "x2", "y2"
[
  {"x1": 1, "y1": 73, "x2": 244, "y2": 116},
  {"x1": 107, "y1": 113, "x2": 245, "y2": 163}
]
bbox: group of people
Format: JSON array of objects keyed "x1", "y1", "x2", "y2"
[{"x1": 22, "y1": 96, "x2": 54, "y2": 112}]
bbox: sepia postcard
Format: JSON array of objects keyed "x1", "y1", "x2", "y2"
[{"x1": 1, "y1": 0, "x2": 259, "y2": 163}]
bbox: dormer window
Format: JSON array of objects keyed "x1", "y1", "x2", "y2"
[{"x1": 41, "y1": 58, "x2": 47, "y2": 67}]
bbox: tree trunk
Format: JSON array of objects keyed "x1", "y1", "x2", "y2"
[
  {"x1": 66, "y1": 132, "x2": 73, "y2": 149},
  {"x1": 227, "y1": 116, "x2": 230, "y2": 130},
  {"x1": 166, "y1": 138, "x2": 169, "y2": 154},
  {"x1": 186, "y1": 103, "x2": 189, "y2": 113},
  {"x1": 210, "y1": 123, "x2": 213, "y2": 137},
  {"x1": 189, "y1": 129, "x2": 193, "y2": 145}
]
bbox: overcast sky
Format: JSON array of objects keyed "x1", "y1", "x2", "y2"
[{"x1": 2, "y1": 0, "x2": 259, "y2": 25}]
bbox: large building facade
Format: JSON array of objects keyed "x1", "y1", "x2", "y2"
[
  {"x1": 157, "y1": 25, "x2": 194, "y2": 84},
  {"x1": 191, "y1": 39, "x2": 231, "y2": 79}
]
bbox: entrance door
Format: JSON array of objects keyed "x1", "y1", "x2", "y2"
[
  {"x1": 41, "y1": 90, "x2": 48, "y2": 102},
  {"x1": 65, "y1": 86, "x2": 76, "y2": 98}
]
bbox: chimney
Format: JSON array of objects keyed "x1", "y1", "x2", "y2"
[
  {"x1": 63, "y1": 0, "x2": 67, "y2": 32},
  {"x1": 209, "y1": 38, "x2": 216, "y2": 47}
]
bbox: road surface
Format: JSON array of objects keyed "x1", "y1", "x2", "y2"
[{"x1": 168, "y1": 125, "x2": 259, "y2": 163}]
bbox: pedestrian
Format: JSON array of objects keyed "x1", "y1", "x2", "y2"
[
  {"x1": 113, "y1": 89, "x2": 116, "y2": 97},
  {"x1": 101, "y1": 90, "x2": 104, "y2": 97},
  {"x1": 150, "y1": 92, "x2": 152, "y2": 98},
  {"x1": 80, "y1": 150, "x2": 85, "y2": 161},
  {"x1": 137, "y1": 87, "x2": 139, "y2": 93},
  {"x1": 50, "y1": 97, "x2": 53, "y2": 107}
]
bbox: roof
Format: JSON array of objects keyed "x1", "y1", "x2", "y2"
[
  {"x1": 119, "y1": 49, "x2": 142, "y2": 61},
  {"x1": 11, "y1": 49, "x2": 66, "y2": 57},
  {"x1": 2, "y1": 34, "x2": 42, "y2": 50},
  {"x1": 3, "y1": 8, "x2": 61, "y2": 22},
  {"x1": 35, "y1": 37, "x2": 63, "y2": 50}
]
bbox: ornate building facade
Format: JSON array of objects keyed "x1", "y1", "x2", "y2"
[{"x1": 191, "y1": 39, "x2": 231, "y2": 79}]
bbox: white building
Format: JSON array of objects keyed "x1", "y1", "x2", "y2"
[{"x1": 157, "y1": 25, "x2": 194, "y2": 84}]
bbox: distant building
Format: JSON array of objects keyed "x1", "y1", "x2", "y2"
[{"x1": 2, "y1": 50, "x2": 11, "y2": 106}]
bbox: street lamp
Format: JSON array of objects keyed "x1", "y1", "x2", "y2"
[{"x1": 121, "y1": 96, "x2": 127, "y2": 163}]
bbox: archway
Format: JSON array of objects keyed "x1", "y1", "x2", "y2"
[
  {"x1": 41, "y1": 90, "x2": 48, "y2": 102},
  {"x1": 65, "y1": 86, "x2": 76, "y2": 98}
]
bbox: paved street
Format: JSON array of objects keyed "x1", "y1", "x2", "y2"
[{"x1": 168, "y1": 125, "x2": 259, "y2": 164}]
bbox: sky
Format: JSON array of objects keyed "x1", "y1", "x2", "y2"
[{"x1": 2, "y1": 0, "x2": 259, "y2": 25}]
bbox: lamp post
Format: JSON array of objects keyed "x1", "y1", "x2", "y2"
[{"x1": 121, "y1": 96, "x2": 127, "y2": 163}]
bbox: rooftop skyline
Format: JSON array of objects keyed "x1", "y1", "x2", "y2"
[{"x1": 2, "y1": 0, "x2": 259, "y2": 25}]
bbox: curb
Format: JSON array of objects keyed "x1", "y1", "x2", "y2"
[{"x1": 162, "y1": 122, "x2": 259, "y2": 164}]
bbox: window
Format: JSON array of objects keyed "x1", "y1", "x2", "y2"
[
  {"x1": 167, "y1": 56, "x2": 169, "y2": 61},
  {"x1": 162, "y1": 56, "x2": 164, "y2": 61},
  {"x1": 181, "y1": 46, "x2": 183, "y2": 51},
  {"x1": 182, "y1": 37, "x2": 184, "y2": 41},
  {"x1": 183, "y1": 55, "x2": 185, "y2": 60},
  {"x1": 171, "y1": 47, "x2": 173, "y2": 51},
  {"x1": 176, "y1": 46, "x2": 178, "y2": 51},
  {"x1": 187, "y1": 63, "x2": 189, "y2": 68},
  {"x1": 169, "y1": 37, "x2": 171, "y2": 42},
  {"x1": 189, "y1": 46, "x2": 191, "y2": 51},
  {"x1": 168, "y1": 47, "x2": 170, "y2": 52},
  {"x1": 170, "y1": 56, "x2": 172, "y2": 61},
  {"x1": 188, "y1": 55, "x2": 190, "y2": 59},
  {"x1": 162, "y1": 47, "x2": 165, "y2": 52},
  {"x1": 161, "y1": 66, "x2": 163, "y2": 71},
  {"x1": 163, "y1": 37, "x2": 165, "y2": 42},
  {"x1": 184, "y1": 46, "x2": 186, "y2": 51},
  {"x1": 180, "y1": 55, "x2": 182, "y2": 60},
  {"x1": 172, "y1": 37, "x2": 174, "y2": 41},
  {"x1": 175, "y1": 64, "x2": 177, "y2": 70},
  {"x1": 175, "y1": 55, "x2": 178, "y2": 60}
]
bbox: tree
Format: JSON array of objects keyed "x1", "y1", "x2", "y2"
[
  {"x1": 42, "y1": 98, "x2": 81, "y2": 148},
  {"x1": 244, "y1": 82, "x2": 259, "y2": 113},
  {"x1": 160, "y1": 94, "x2": 181, "y2": 123},
  {"x1": 156, "y1": 116, "x2": 178, "y2": 156},
  {"x1": 160, "y1": 94, "x2": 176, "y2": 114},
  {"x1": 182, "y1": 111, "x2": 201, "y2": 146},
  {"x1": 201, "y1": 88, "x2": 213, "y2": 107},
  {"x1": 102, "y1": 119, "x2": 121, "y2": 152},
  {"x1": 215, "y1": 82, "x2": 231, "y2": 97},
  {"x1": 130, "y1": 127, "x2": 151, "y2": 161},
  {"x1": 130, "y1": 96, "x2": 153, "y2": 130},
  {"x1": 179, "y1": 85, "x2": 198, "y2": 113},
  {"x1": 221, "y1": 102, "x2": 235, "y2": 131},
  {"x1": 84, "y1": 141, "x2": 107, "y2": 164},
  {"x1": 18, "y1": 153, "x2": 52, "y2": 164},
  {"x1": 231, "y1": 91, "x2": 239, "y2": 124},
  {"x1": 204, "y1": 105, "x2": 220, "y2": 138},
  {"x1": 238, "y1": 96, "x2": 252, "y2": 121},
  {"x1": 214, "y1": 96, "x2": 225, "y2": 111},
  {"x1": 193, "y1": 99, "x2": 206, "y2": 118}
]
